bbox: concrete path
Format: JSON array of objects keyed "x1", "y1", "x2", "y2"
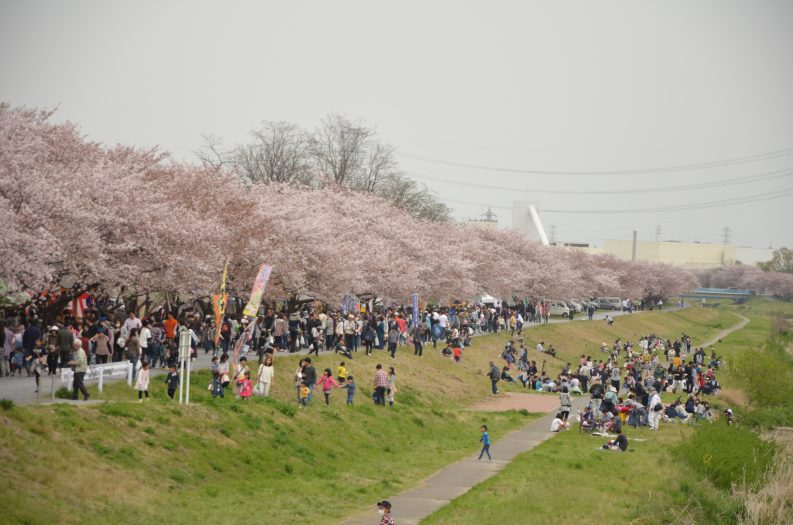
[
  {"x1": 700, "y1": 312, "x2": 750, "y2": 349},
  {"x1": 342, "y1": 397, "x2": 589, "y2": 525}
]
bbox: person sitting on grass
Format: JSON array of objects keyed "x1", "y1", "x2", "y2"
[
  {"x1": 580, "y1": 405, "x2": 595, "y2": 431},
  {"x1": 602, "y1": 429, "x2": 628, "y2": 451},
  {"x1": 334, "y1": 341, "x2": 353, "y2": 359},
  {"x1": 501, "y1": 366, "x2": 515, "y2": 383},
  {"x1": 551, "y1": 412, "x2": 570, "y2": 432},
  {"x1": 696, "y1": 400, "x2": 714, "y2": 421}
]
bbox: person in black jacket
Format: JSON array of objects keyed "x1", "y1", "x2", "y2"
[
  {"x1": 301, "y1": 358, "x2": 317, "y2": 403},
  {"x1": 488, "y1": 361, "x2": 500, "y2": 394}
]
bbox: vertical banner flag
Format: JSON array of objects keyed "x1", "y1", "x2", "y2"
[
  {"x1": 342, "y1": 294, "x2": 354, "y2": 315},
  {"x1": 412, "y1": 293, "x2": 419, "y2": 327},
  {"x1": 242, "y1": 263, "x2": 273, "y2": 317},
  {"x1": 212, "y1": 257, "x2": 229, "y2": 346}
]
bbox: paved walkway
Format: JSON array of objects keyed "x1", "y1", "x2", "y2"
[
  {"x1": 342, "y1": 396, "x2": 589, "y2": 525},
  {"x1": 700, "y1": 312, "x2": 750, "y2": 348},
  {"x1": 343, "y1": 307, "x2": 749, "y2": 525}
]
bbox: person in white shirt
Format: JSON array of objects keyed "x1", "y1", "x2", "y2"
[
  {"x1": 139, "y1": 320, "x2": 151, "y2": 363},
  {"x1": 123, "y1": 311, "x2": 142, "y2": 336},
  {"x1": 550, "y1": 413, "x2": 569, "y2": 432},
  {"x1": 438, "y1": 312, "x2": 448, "y2": 339},
  {"x1": 647, "y1": 388, "x2": 662, "y2": 430}
]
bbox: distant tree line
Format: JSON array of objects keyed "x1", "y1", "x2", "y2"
[{"x1": 196, "y1": 114, "x2": 450, "y2": 222}]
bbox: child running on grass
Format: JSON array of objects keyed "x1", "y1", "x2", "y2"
[
  {"x1": 478, "y1": 425, "x2": 492, "y2": 461},
  {"x1": 316, "y1": 368, "x2": 340, "y2": 405},
  {"x1": 237, "y1": 371, "x2": 253, "y2": 401}
]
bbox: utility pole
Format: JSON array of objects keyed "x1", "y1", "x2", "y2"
[
  {"x1": 550, "y1": 225, "x2": 556, "y2": 245},
  {"x1": 632, "y1": 230, "x2": 638, "y2": 261},
  {"x1": 722, "y1": 227, "x2": 731, "y2": 245},
  {"x1": 655, "y1": 225, "x2": 661, "y2": 242}
]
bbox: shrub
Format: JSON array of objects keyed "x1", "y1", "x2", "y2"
[
  {"x1": 732, "y1": 342, "x2": 793, "y2": 410},
  {"x1": 677, "y1": 424, "x2": 777, "y2": 491},
  {"x1": 54, "y1": 387, "x2": 72, "y2": 399},
  {"x1": 0, "y1": 398, "x2": 13, "y2": 411}
]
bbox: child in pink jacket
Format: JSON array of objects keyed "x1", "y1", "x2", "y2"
[
  {"x1": 237, "y1": 371, "x2": 253, "y2": 401},
  {"x1": 316, "y1": 368, "x2": 340, "y2": 405}
]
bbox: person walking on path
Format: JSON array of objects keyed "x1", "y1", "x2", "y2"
[
  {"x1": 559, "y1": 386, "x2": 572, "y2": 421},
  {"x1": 387, "y1": 327, "x2": 399, "y2": 359},
  {"x1": 68, "y1": 340, "x2": 89, "y2": 401},
  {"x1": 377, "y1": 500, "x2": 395, "y2": 525},
  {"x1": 488, "y1": 361, "x2": 500, "y2": 394},
  {"x1": 478, "y1": 425, "x2": 492, "y2": 461}
]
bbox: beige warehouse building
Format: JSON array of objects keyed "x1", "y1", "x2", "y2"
[{"x1": 582, "y1": 240, "x2": 772, "y2": 269}]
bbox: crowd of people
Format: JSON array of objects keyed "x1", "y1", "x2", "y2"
[
  {"x1": 2, "y1": 297, "x2": 541, "y2": 403},
  {"x1": 489, "y1": 331, "x2": 727, "y2": 442}
]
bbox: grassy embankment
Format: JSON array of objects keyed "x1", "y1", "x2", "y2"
[
  {"x1": 0, "y1": 305, "x2": 736, "y2": 525},
  {"x1": 423, "y1": 298, "x2": 793, "y2": 525}
]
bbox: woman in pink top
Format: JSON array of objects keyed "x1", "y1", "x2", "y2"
[{"x1": 316, "y1": 368, "x2": 340, "y2": 405}]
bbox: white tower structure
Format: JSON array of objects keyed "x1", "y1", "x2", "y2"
[{"x1": 511, "y1": 201, "x2": 550, "y2": 245}]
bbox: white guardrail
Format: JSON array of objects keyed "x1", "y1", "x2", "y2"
[{"x1": 61, "y1": 361, "x2": 133, "y2": 392}]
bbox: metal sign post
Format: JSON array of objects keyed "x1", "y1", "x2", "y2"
[{"x1": 178, "y1": 327, "x2": 191, "y2": 404}]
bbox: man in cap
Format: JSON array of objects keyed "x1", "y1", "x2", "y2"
[{"x1": 377, "y1": 500, "x2": 394, "y2": 525}]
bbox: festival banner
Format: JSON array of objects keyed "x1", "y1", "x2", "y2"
[
  {"x1": 211, "y1": 293, "x2": 227, "y2": 344},
  {"x1": 242, "y1": 263, "x2": 273, "y2": 317},
  {"x1": 212, "y1": 258, "x2": 230, "y2": 346},
  {"x1": 411, "y1": 293, "x2": 419, "y2": 326}
]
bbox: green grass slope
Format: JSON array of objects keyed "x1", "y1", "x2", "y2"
[
  {"x1": 422, "y1": 298, "x2": 793, "y2": 525},
  {"x1": 0, "y1": 305, "x2": 740, "y2": 525}
]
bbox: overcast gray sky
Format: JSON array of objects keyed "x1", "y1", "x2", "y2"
[{"x1": 2, "y1": 0, "x2": 792, "y2": 248}]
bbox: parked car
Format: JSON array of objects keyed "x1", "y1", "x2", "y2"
[
  {"x1": 580, "y1": 299, "x2": 599, "y2": 311},
  {"x1": 549, "y1": 302, "x2": 571, "y2": 318},
  {"x1": 567, "y1": 300, "x2": 584, "y2": 313},
  {"x1": 597, "y1": 297, "x2": 622, "y2": 310}
]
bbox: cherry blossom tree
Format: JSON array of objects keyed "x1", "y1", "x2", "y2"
[{"x1": 1, "y1": 103, "x2": 719, "y2": 321}]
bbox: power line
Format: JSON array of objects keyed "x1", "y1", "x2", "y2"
[
  {"x1": 399, "y1": 146, "x2": 793, "y2": 176},
  {"x1": 407, "y1": 167, "x2": 793, "y2": 195},
  {"x1": 439, "y1": 187, "x2": 793, "y2": 214}
]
